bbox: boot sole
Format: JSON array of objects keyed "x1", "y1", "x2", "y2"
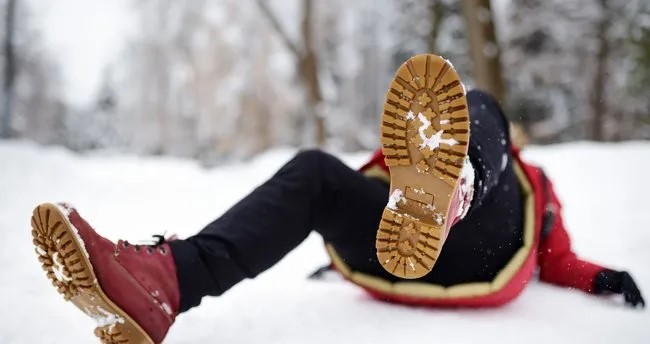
[
  {"x1": 31, "y1": 203, "x2": 154, "y2": 344},
  {"x1": 376, "y1": 54, "x2": 470, "y2": 279}
]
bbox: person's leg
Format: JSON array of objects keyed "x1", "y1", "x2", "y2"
[
  {"x1": 464, "y1": 89, "x2": 513, "y2": 210},
  {"x1": 169, "y1": 150, "x2": 389, "y2": 312},
  {"x1": 423, "y1": 89, "x2": 524, "y2": 285},
  {"x1": 170, "y1": 89, "x2": 520, "y2": 310}
]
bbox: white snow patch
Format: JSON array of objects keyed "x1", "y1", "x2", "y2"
[
  {"x1": 406, "y1": 111, "x2": 415, "y2": 120},
  {"x1": 434, "y1": 213, "x2": 445, "y2": 226},
  {"x1": 56, "y1": 204, "x2": 90, "y2": 259},
  {"x1": 51, "y1": 252, "x2": 71, "y2": 282},
  {"x1": 407, "y1": 258, "x2": 416, "y2": 271},
  {"x1": 501, "y1": 153, "x2": 508, "y2": 171},
  {"x1": 443, "y1": 58, "x2": 455, "y2": 70},
  {"x1": 85, "y1": 306, "x2": 125, "y2": 328},
  {"x1": 35, "y1": 246, "x2": 46, "y2": 256},
  {"x1": 417, "y1": 113, "x2": 459, "y2": 151},
  {"x1": 1, "y1": 141, "x2": 649, "y2": 343},
  {"x1": 161, "y1": 303, "x2": 173, "y2": 316},
  {"x1": 387, "y1": 189, "x2": 406, "y2": 210},
  {"x1": 56, "y1": 203, "x2": 76, "y2": 216},
  {"x1": 457, "y1": 157, "x2": 476, "y2": 220},
  {"x1": 440, "y1": 119, "x2": 450, "y2": 125}
]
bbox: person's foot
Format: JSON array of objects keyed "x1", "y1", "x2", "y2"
[
  {"x1": 30, "y1": 203, "x2": 179, "y2": 343},
  {"x1": 376, "y1": 54, "x2": 473, "y2": 279}
]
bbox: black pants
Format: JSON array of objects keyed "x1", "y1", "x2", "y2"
[{"x1": 169, "y1": 90, "x2": 523, "y2": 312}]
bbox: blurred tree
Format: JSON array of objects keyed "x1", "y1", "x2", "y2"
[
  {"x1": 427, "y1": 0, "x2": 445, "y2": 54},
  {"x1": 614, "y1": 0, "x2": 650, "y2": 140},
  {"x1": 1, "y1": 0, "x2": 16, "y2": 138},
  {"x1": 589, "y1": 0, "x2": 610, "y2": 141},
  {"x1": 460, "y1": 0, "x2": 506, "y2": 105},
  {"x1": 504, "y1": 0, "x2": 650, "y2": 143},
  {"x1": 254, "y1": 0, "x2": 326, "y2": 146},
  {"x1": 0, "y1": 0, "x2": 66, "y2": 145},
  {"x1": 390, "y1": 0, "x2": 471, "y2": 85},
  {"x1": 14, "y1": 0, "x2": 645, "y2": 159}
]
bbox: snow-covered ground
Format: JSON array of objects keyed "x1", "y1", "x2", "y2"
[{"x1": 0, "y1": 141, "x2": 648, "y2": 343}]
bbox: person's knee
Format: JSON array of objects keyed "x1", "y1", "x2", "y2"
[
  {"x1": 467, "y1": 89, "x2": 509, "y2": 126},
  {"x1": 466, "y1": 89, "x2": 495, "y2": 104},
  {"x1": 291, "y1": 149, "x2": 347, "y2": 174},
  {"x1": 293, "y1": 149, "x2": 330, "y2": 163},
  {"x1": 290, "y1": 149, "x2": 336, "y2": 171},
  {"x1": 282, "y1": 149, "x2": 338, "y2": 186}
]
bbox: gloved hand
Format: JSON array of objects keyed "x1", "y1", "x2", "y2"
[{"x1": 594, "y1": 269, "x2": 645, "y2": 308}]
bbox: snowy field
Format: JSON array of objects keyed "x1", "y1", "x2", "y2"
[{"x1": 0, "y1": 141, "x2": 649, "y2": 344}]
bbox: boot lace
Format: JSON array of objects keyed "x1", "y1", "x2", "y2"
[{"x1": 121, "y1": 234, "x2": 168, "y2": 255}]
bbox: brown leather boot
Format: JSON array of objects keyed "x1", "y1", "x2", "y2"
[
  {"x1": 375, "y1": 54, "x2": 473, "y2": 279},
  {"x1": 31, "y1": 202, "x2": 180, "y2": 343}
]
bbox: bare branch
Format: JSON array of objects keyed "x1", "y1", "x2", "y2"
[{"x1": 253, "y1": 0, "x2": 302, "y2": 58}]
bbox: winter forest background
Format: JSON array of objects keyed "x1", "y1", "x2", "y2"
[{"x1": 1, "y1": 0, "x2": 649, "y2": 163}]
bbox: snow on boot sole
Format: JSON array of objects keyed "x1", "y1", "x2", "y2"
[
  {"x1": 31, "y1": 203, "x2": 154, "y2": 344},
  {"x1": 376, "y1": 54, "x2": 470, "y2": 279}
]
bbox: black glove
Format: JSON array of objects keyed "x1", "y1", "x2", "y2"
[{"x1": 594, "y1": 269, "x2": 645, "y2": 308}]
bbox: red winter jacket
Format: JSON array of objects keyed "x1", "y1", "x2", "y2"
[{"x1": 326, "y1": 148, "x2": 606, "y2": 307}]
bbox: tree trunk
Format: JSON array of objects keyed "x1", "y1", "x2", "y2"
[
  {"x1": 299, "y1": 0, "x2": 326, "y2": 146},
  {"x1": 590, "y1": 0, "x2": 610, "y2": 141},
  {"x1": 460, "y1": 0, "x2": 506, "y2": 105},
  {"x1": 428, "y1": 0, "x2": 445, "y2": 53},
  {"x1": 2, "y1": 0, "x2": 17, "y2": 138},
  {"x1": 254, "y1": 0, "x2": 326, "y2": 146}
]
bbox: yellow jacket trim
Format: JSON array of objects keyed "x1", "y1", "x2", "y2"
[{"x1": 327, "y1": 160, "x2": 535, "y2": 299}]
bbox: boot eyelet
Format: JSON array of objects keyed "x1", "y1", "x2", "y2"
[
  {"x1": 159, "y1": 247, "x2": 167, "y2": 255},
  {"x1": 146, "y1": 247, "x2": 154, "y2": 255},
  {"x1": 122, "y1": 241, "x2": 129, "y2": 248}
]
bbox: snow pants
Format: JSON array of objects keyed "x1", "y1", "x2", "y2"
[{"x1": 169, "y1": 90, "x2": 523, "y2": 312}]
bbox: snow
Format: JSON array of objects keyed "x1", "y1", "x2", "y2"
[
  {"x1": 386, "y1": 189, "x2": 406, "y2": 210},
  {"x1": 84, "y1": 306, "x2": 125, "y2": 328},
  {"x1": 443, "y1": 58, "x2": 456, "y2": 71},
  {"x1": 0, "y1": 141, "x2": 649, "y2": 343},
  {"x1": 434, "y1": 213, "x2": 445, "y2": 226},
  {"x1": 458, "y1": 157, "x2": 476, "y2": 220},
  {"x1": 56, "y1": 203, "x2": 90, "y2": 259},
  {"x1": 161, "y1": 303, "x2": 173, "y2": 316},
  {"x1": 51, "y1": 252, "x2": 71, "y2": 282},
  {"x1": 406, "y1": 111, "x2": 416, "y2": 121},
  {"x1": 417, "y1": 112, "x2": 459, "y2": 151},
  {"x1": 35, "y1": 246, "x2": 46, "y2": 256},
  {"x1": 407, "y1": 257, "x2": 416, "y2": 271},
  {"x1": 501, "y1": 153, "x2": 509, "y2": 171}
]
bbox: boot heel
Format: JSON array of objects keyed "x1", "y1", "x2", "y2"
[
  {"x1": 376, "y1": 209, "x2": 445, "y2": 279},
  {"x1": 32, "y1": 204, "x2": 154, "y2": 344}
]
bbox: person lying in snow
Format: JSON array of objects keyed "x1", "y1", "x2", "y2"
[{"x1": 30, "y1": 54, "x2": 644, "y2": 344}]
